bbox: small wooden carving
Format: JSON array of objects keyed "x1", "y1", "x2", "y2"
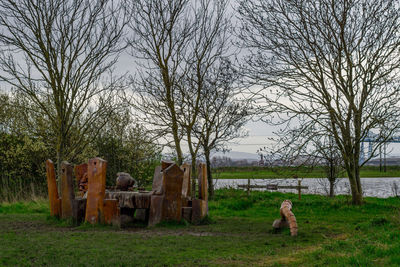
[
  {"x1": 74, "y1": 163, "x2": 88, "y2": 195},
  {"x1": 273, "y1": 200, "x2": 298, "y2": 236}
]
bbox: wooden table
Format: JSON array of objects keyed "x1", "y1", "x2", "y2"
[{"x1": 105, "y1": 190, "x2": 153, "y2": 209}]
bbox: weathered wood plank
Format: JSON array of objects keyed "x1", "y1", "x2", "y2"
[
  {"x1": 182, "y1": 207, "x2": 192, "y2": 222},
  {"x1": 61, "y1": 161, "x2": 75, "y2": 219},
  {"x1": 72, "y1": 198, "x2": 86, "y2": 224},
  {"x1": 148, "y1": 195, "x2": 164, "y2": 226},
  {"x1": 45, "y1": 159, "x2": 61, "y2": 217},
  {"x1": 85, "y1": 157, "x2": 107, "y2": 224},
  {"x1": 163, "y1": 163, "x2": 184, "y2": 221},
  {"x1": 134, "y1": 192, "x2": 152, "y2": 209},
  {"x1": 198, "y1": 163, "x2": 208, "y2": 201},
  {"x1": 191, "y1": 199, "x2": 208, "y2": 224},
  {"x1": 237, "y1": 184, "x2": 308, "y2": 189},
  {"x1": 277, "y1": 185, "x2": 308, "y2": 189},
  {"x1": 103, "y1": 199, "x2": 119, "y2": 225},
  {"x1": 181, "y1": 163, "x2": 191, "y2": 198},
  {"x1": 151, "y1": 165, "x2": 164, "y2": 195}
]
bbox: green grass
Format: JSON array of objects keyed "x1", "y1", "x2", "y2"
[
  {"x1": 1, "y1": 190, "x2": 400, "y2": 266},
  {"x1": 212, "y1": 165, "x2": 400, "y2": 179}
]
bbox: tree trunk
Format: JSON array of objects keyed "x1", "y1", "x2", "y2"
[
  {"x1": 329, "y1": 179, "x2": 334, "y2": 198},
  {"x1": 328, "y1": 160, "x2": 335, "y2": 198},
  {"x1": 171, "y1": 120, "x2": 183, "y2": 165},
  {"x1": 204, "y1": 148, "x2": 214, "y2": 199},
  {"x1": 56, "y1": 137, "x2": 65, "y2": 194},
  {"x1": 190, "y1": 153, "x2": 197, "y2": 199},
  {"x1": 346, "y1": 163, "x2": 363, "y2": 205}
]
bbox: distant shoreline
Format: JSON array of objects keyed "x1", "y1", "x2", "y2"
[
  {"x1": 212, "y1": 165, "x2": 400, "y2": 179},
  {"x1": 212, "y1": 176, "x2": 400, "y2": 179}
]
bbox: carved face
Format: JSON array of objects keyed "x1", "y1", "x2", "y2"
[{"x1": 116, "y1": 173, "x2": 136, "y2": 190}]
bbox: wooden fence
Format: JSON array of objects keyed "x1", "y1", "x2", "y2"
[{"x1": 237, "y1": 179, "x2": 308, "y2": 200}]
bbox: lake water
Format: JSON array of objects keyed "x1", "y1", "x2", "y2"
[{"x1": 213, "y1": 178, "x2": 400, "y2": 198}]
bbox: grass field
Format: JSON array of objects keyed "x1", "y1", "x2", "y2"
[
  {"x1": 212, "y1": 165, "x2": 400, "y2": 179},
  {"x1": 1, "y1": 190, "x2": 400, "y2": 266}
]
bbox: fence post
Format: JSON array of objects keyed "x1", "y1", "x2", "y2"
[
  {"x1": 247, "y1": 178, "x2": 250, "y2": 196},
  {"x1": 298, "y1": 180, "x2": 301, "y2": 200}
]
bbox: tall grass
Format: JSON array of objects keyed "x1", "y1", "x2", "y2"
[{"x1": 0, "y1": 175, "x2": 47, "y2": 202}]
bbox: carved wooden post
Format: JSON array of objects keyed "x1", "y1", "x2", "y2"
[
  {"x1": 161, "y1": 160, "x2": 174, "y2": 171},
  {"x1": 163, "y1": 163, "x2": 184, "y2": 221},
  {"x1": 198, "y1": 163, "x2": 208, "y2": 201},
  {"x1": 149, "y1": 165, "x2": 164, "y2": 226},
  {"x1": 85, "y1": 157, "x2": 107, "y2": 224},
  {"x1": 151, "y1": 166, "x2": 164, "y2": 195},
  {"x1": 192, "y1": 163, "x2": 208, "y2": 224},
  {"x1": 46, "y1": 159, "x2": 61, "y2": 217},
  {"x1": 61, "y1": 161, "x2": 75, "y2": 219},
  {"x1": 181, "y1": 163, "x2": 191, "y2": 199}
]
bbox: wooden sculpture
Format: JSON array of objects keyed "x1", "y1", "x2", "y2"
[{"x1": 272, "y1": 200, "x2": 298, "y2": 236}]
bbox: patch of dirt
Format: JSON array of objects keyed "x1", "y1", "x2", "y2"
[{"x1": 0, "y1": 220, "x2": 74, "y2": 233}]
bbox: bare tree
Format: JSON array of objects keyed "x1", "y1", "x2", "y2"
[
  {"x1": 128, "y1": 0, "x2": 239, "y2": 197},
  {"x1": 128, "y1": 0, "x2": 192, "y2": 165},
  {"x1": 238, "y1": 0, "x2": 400, "y2": 205},
  {"x1": 0, "y1": 0, "x2": 128, "y2": 178},
  {"x1": 195, "y1": 60, "x2": 249, "y2": 197},
  {"x1": 176, "y1": 0, "x2": 234, "y2": 196},
  {"x1": 315, "y1": 136, "x2": 343, "y2": 197}
]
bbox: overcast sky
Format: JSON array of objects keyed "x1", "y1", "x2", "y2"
[{"x1": 2, "y1": 0, "x2": 399, "y2": 159}]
